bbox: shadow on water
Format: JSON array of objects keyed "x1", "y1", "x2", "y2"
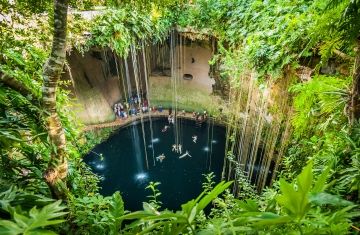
[{"x1": 84, "y1": 117, "x2": 226, "y2": 211}]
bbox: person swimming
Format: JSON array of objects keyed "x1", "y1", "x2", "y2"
[
  {"x1": 171, "y1": 144, "x2": 182, "y2": 153},
  {"x1": 162, "y1": 125, "x2": 170, "y2": 132},
  {"x1": 178, "y1": 144, "x2": 182, "y2": 154},
  {"x1": 179, "y1": 151, "x2": 192, "y2": 159},
  {"x1": 156, "y1": 154, "x2": 166, "y2": 163},
  {"x1": 172, "y1": 144, "x2": 177, "y2": 152},
  {"x1": 192, "y1": 135, "x2": 197, "y2": 143}
]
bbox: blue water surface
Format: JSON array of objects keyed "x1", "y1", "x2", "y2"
[{"x1": 85, "y1": 117, "x2": 226, "y2": 211}]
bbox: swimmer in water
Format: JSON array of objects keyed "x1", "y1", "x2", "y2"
[
  {"x1": 156, "y1": 154, "x2": 166, "y2": 163},
  {"x1": 161, "y1": 125, "x2": 170, "y2": 132},
  {"x1": 192, "y1": 135, "x2": 197, "y2": 143},
  {"x1": 178, "y1": 144, "x2": 182, "y2": 154},
  {"x1": 179, "y1": 150, "x2": 193, "y2": 159},
  {"x1": 172, "y1": 144, "x2": 178, "y2": 152}
]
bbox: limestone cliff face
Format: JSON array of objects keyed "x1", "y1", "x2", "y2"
[
  {"x1": 62, "y1": 36, "x2": 216, "y2": 125},
  {"x1": 62, "y1": 49, "x2": 120, "y2": 124}
]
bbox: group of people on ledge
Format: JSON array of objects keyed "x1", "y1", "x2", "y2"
[
  {"x1": 113, "y1": 93, "x2": 166, "y2": 120},
  {"x1": 192, "y1": 111, "x2": 208, "y2": 122},
  {"x1": 113, "y1": 95, "x2": 210, "y2": 124}
]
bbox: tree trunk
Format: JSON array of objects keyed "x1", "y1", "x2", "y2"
[
  {"x1": 350, "y1": 39, "x2": 360, "y2": 126},
  {"x1": 42, "y1": 0, "x2": 69, "y2": 199}
]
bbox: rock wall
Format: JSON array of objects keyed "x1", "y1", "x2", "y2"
[
  {"x1": 62, "y1": 36, "x2": 216, "y2": 124},
  {"x1": 150, "y1": 36, "x2": 214, "y2": 94},
  {"x1": 62, "y1": 49, "x2": 121, "y2": 124}
]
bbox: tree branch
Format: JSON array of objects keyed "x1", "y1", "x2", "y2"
[
  {"x1": 334, "y1": 49, "x2": 354, "y2": 61},
  {"x1": 0, "y1": 73, "x2": 38, "y2": 100}
]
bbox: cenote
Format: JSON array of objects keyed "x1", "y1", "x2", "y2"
[{"x1": 85, "y1": 117, "x2": 225, "y2": 211}]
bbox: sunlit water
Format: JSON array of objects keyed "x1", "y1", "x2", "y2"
[{"x1": 85, "y1": 118, "x2": 225, "y2": 211}]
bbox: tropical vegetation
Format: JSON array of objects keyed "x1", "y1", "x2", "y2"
[{"x1": 1, "y1": 0, "x2": 360, "y2": 234}]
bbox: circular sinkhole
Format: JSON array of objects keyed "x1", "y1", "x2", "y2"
[{"x1": 84, "y1": 117, "x2": 226, "y2": 211}]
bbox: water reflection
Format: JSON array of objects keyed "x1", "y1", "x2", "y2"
[
  {"x1": 151, "y1": 138, "x2": 160, "y2": 143},
  {"x1": 135, "y1": 172, "x2": 148, "y2": 181},
  {"x1": 95, "y1": 163, "x2": 106, "y2": 170},
  {"x1": 134, "y1": 172, "x2": 149, "y2": 187}
]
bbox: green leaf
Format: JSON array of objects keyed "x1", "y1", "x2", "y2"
[
  {"x1": 181, "y1": 199, "x2": 197, "y2": 216},
  {"x1": 0, "y1": 220, "x2": 23, "y2": 235},
  {"x1": 26, "y1": 201, "x2": 67, "y2": 230},
  {"x1": 109, "y1": 191, "x2": 124, "y2": 235},
  {"x1": 237, "y1": 199, "x2": 259, "y2": 212},
  {"x1": 309, "y1": 193, "x2": 353, "y2": 207},
  {"x1": 197, "y1": 181, "x2": 233, "y2": 212},
  {"x1": 110, "y1": 191, "x2": 124, "y2": 219},
  {"x1": 13, "y1": 212, "x2": 29, "y2": 229},
  {"x1": 276, "y1": 179, "x2": 299, "y2": 215},
  {"x1": 188, "y1": 205, "x2": 197, "y2": 223},
  {"x1": 119, "y1": 210, "x2": 154, "y2": 220},
  {"x1": 143, "y1": 202, "x2": 159, "y2": 215},
  {"x1": 26, "y1": 230, "x2": 58, "y2": 235},
  {"x1": 297, "y1": 161, "x2": 313, "y2": 194},
  {"x1": 312, "y1": 165, "x2": 331, "y2": 193},
  {"x1": 251, "y1": 213, "x2": 292, "y2": 226}
]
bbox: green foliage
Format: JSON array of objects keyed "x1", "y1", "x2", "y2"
[
  {"x1": 121, "y1": 181, "x2": 232, "y2": 234},
  {"x1": 1, "y1": 0, "x2": 360, "y2": 234},
  {"x1": 283, "y1": 75, "x2": 357, "y2": 198},
  {"x1": 109, "y1": 192, "x2": 124, "y2": 235},
  {"x1": 88, "y1": 5, "x2": 175, "y2": 56},
  {"x1": 0, "y1": 187, "x2": 55, "y2": 214},
  {"x1": 178, "y1": 0, "x2": 321, "y2": 76},
  {"x1": 0, "y1": 2, "x2": 102, "y2": 230},
  {"x1": 67, "y1": 191, "x2": 124, "y2": 234},
  {"x1": 146, "y1": 181, "x2": 162, "y2": 210},
  {"x1": 0, "y1": 201, "x2": 67, "y2": 235},
  {"x1": 0, "y1": 187, "x2": 67, "y2": 235},
  {"x1": 227, "y1": 153, "x2": 258, "y2": 200},
  {"x1": 79, "y1": 127, "x2": 116, "y2": 155},
  {"x1": 0, "y1": 47, "x2": 50, "y2": 195},
  {"x1": 201, "y1": 172, "x2": 215, "y2": 193},
  {"x1": 0, "y1": 42, "x2": 99, "y2": 198},
  {"x1": 290, "y1": 75, "x2": 351, "y2": 138},
  {"x1": 200, "y1": 162, "x2": 358, "y2": 234},
  {"x1": 105, "y1": 0, "x2": 187, "y2": 10},
  {"x1": 336, "y1": 123, "x2": 360, "y2": 199},
  {"x1": 118, "y1": 163, "x2": 358, "y2": 234},
  {"x1": 327, "y1": 0, "x2": 360, "y2": 42}
]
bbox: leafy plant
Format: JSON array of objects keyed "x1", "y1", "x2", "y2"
[
  {"x1": 202, "y1": 172, "x2": 215, "y2": 193},
  {"x1": 201, "y1": 162, "x2": 359, "y2": 234},
  {"x1": 146, "y1": 181, "x2": 162, "y2": 210},
  {"x1": 121, "y1": 181, "x2": 232, "y2": 234},
  {"x1": 0, "y1": 200, "x2": 67, "y2": 235},
  {"x1": 67, "y1": 191, "x2": 124, "y2": 235}
]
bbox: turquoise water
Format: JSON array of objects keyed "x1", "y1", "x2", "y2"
[{"x1": 85, "y1": 118, "x2": 225, "y2": 211}]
